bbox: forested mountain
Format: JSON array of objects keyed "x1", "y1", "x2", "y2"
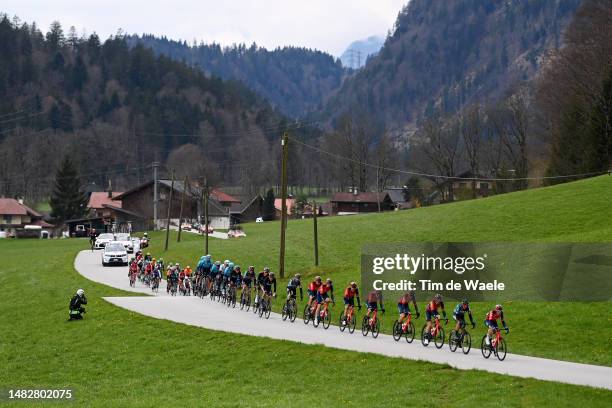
[
  {"x1": 127, "y1": 35, "x2": 346, "y2": 118},
  {"x1": 322, "y1": 0, "x2": 582, "y2": 129},
  {"x1": 0, "y1": 16, "x2": 317, "y2": 202}
]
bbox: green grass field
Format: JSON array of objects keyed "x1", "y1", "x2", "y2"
[
  {"x1": 147, "y1": 176, "x2": 612, "y2": 366},
  {"x1": 0, "y1": 239, "x2": 611, "y2": 407},
  {"x1": 1, "y1": 176, "x2": 611, "y2": 406}
]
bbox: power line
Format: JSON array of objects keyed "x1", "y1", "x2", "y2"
[{"x1": 288, "y1": 135, "x2": 607, "y2": 182}]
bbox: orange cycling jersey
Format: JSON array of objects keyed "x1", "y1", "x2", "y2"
[
  {"x1": 426, "y1": 300, "x2": 444, "y2": 312},
  {"x1": 308, "y1": 281, "x2": 321, "y2": 292},
  {"x1": 344, "y1": 287, "x2": 359, "y2": 298},
  {"x1": 486, "y1": 310, "x2": 502, "y2": 321},
  {"x1": 184, "y1": 268, "x2": 192, "y2": 277},
  {"x1": 318, "y1": 283, "x2": 332, "y2": 295}
]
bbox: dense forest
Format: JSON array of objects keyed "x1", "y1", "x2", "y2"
[
  {"x1": 128, "y1": 35, "x2": 346, "y2": 118},
  {"x1": 321, "y1": 0, "x2": 582, "y2": 129},
  {"x1": 0, "y1": 16, "x2": 323, "y2": 202}
]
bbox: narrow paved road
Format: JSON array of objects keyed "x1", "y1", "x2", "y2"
[{"x1": 75, "y1": 250, "x2": 612, "y2": 390}]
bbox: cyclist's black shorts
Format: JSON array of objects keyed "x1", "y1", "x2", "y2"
[{"x1": 287, "y1": 286, "x2": 297, "y2": 299}]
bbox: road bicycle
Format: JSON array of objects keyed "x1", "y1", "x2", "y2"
[
  {"x1": 421, "y1": 315, "x2": 447, "y2": 348},
  {"x1": 151, "y1": 277, "x2": 160, "y2": 293},
  {"x1": 449, "y1": 323, "x2": 472, "y2": 354},
  {"x1": 226, "y1": 283, "x2": 237, "y2": 308},
  {"x1": 303, "y1": 302, "x2": 316, "y2": 324},
  {"x1": 129, "y1": 272, "x2": 136, "y2": 288},
  {"x1": 339, "y1": 304, "x2": 359, "y2": 334},
  {"x1": 313, "y1": 301, "x2": 332, "y2": 329},
  {"x1": 392, "y1": 312, "x2": 418, "y2": 343},
  {"x1": 258, "y1": 294, "x2": 272, "y2": 319},
  {"x1": 361, "y1": 308, "x2": 383, "y2": 338},
  {"x1": 240, "y1": 286, "x2": 252, "y2": 311},
  {"x1": 481, "y1": 327, "x2": 508, "y2": 361},
  {"x1": 170, "y1": 280, "x2": 178, "y2": 296},
  {"x1": 282, "y1": 297, "x2": 298, "y2": 322}
]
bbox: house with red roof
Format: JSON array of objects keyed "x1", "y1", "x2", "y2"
[
  {"x1": 87, "y1": 191, "x2": 123, "y2": 218},
  {"x1": 0, "y1": 198, "x2": 53, "y2": 237}
]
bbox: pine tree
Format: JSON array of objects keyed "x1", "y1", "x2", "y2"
[
  {"x1": 263, "y1": 188, "x2": 276, "y2": 221},
  {"x1": 49, "y1": 156, "x2": 87, "y2": 221}
]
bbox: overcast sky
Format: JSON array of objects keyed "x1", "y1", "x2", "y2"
[{"x1": 2, "y1": 0, "x2": 408, "y2": 56}]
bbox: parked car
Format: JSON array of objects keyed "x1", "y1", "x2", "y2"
[
  {"x1": 74, "y1": 224, "x2": 88, "y2": 238},
  {"x1": 102, "y1": 242, "x2": 128, "y2": 266},
  {"x1": 115, "y1": 233, "x2": 134, "y2": 253},
  {"x1": 94, "y1": 233, "x2": 115, "y2": 249},
  {"x1": 199, "y1": 224, "x2": 214, "y2": 234}
]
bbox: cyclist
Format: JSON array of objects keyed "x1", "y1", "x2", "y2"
[
  {"x1": 166, "y1": 266, "x2": 173, "y2": 293},
  {"x1": 158, "y1": 257, "x2": 164, "y2": 271},
  {"x1": 255, "y1": 267, "x2": 270, "y2": 308},
  {"x1": 229, "y1": 265, "x2": 242, "y2": 296},
  {"x1": 342, "y1": 282, "x2": 361, "y2": 325},
  {"x1": 145, "y1": 252, "x2": 152, "y2": 262},
  {"x1": 366, "y1": 290, "x2": 384, "y2": 320},
  {"x1": 452, "y1": 299, "x2": 475, "y2": 341},
  {"x1": 398, "y1": 291, "x2": 420, "y2": 326},
  {"x1": 313, "y1": 278, "x2": 334, "y2": 323},
  {"x1": 306, "y1": 276, "x2": 322, "y2": 308},
  {"x1": 209, "y1": 261, "x2": 221, "y2": 291},
  {"x1": 151, "y1": 266, "x2": 161, "y2": 289},
  {"x1": 260, "y1": 271, "x2": 277, "y2": 307},
  {"x1": 223, "y1": 262, "x2": 234, "y2": 296},
  {"x1": 424, "y1": 294, "x2": 447, "y2": 345},
  {"x1": 128, "y1": 257, "x2": 138, "y2": 278},
  {"x1": 484, "y1": 304, "x2": 509, "y2": 346},
  {"x1": 286, "y1": 273, "x2": 303, "y2": 306}
]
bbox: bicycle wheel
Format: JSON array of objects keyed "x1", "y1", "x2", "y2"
[
  {"x1": 449, "y1": 330, "x2": 459, "y2": 352},
  {"x1": 496, "y1": 338, "x2": 507, "y2": 361},
  {"x1": 339, "y1": 312, "x2": 347, "y2": 332},
  {"x1": 259, "y1": 300, "x2": 265, "y2": 317},
  {"x1": 232, "y1": 293, "x2": 237, "y2": 308},
  {"x1": 289, "y1": 301, "x2": 297, "y2": 323},
  {"x1": 245, "y1": 294, "x2": 251, "y2": 312},
  {"x1": 323, "y1": 311, "x2": 331, "y2": 329},
  {"x1": 361, "y1": 315, "x2": 370, "y2": 336},
  {"x1": 264, "y1": 302, "x2": 271, "y2": 319},
  {"x1": 303, "y1": 304, "x2": 311, "y2": 324},
  {"x1": 348, "y1": 315, "x2": 356, "y2": 334},
  {"x1": 392, "y1": 320, "x2": 401, "y2": 341},
  {"x1": 462, "y1": 331, "x2": 472, "y2": 355},
  {"x1": 481, "y1": 335, "x2": 492, "y2": 359},
  {"x1": 282, "y1": 304, "x2": 289, "y2": 321},
  {"x1": 372, "y1": 318, "x2": 380, "y2": 338},
  {"x1": 240, "y1": 294, "x2": 246, "y2": 310},
  {"x1": 405, "y1": 321, "x2": 415, "y2": 343},
  {"x1": 434, "y1": 327, "x2": 445, "y2": 349}
]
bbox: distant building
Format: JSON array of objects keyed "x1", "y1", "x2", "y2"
[
  {"x1": 330, "y1": 190, "x2": 394, "y2": 215},
  {"x1": 448, "y1": 170, "x2": 493, "y2": 200},
  {"x1": 0, "y1": 198, "x2": 53, "y2": 238},
  {"x1": 384, "y1": 188, "x2": 414, "y2": 210},
  {"x1": 274, "y1": 198, "x2": 296, "y2": 219},
  {"x1": 87, "y1": 191, "x2": 124, "y2": 218}
]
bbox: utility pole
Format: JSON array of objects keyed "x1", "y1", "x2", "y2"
[
  {"x1": 204, "y1": 177, "x2": 209, "y2": 254},
  {"x1": 279, "y1": 133, "x2": 288, "y2": 279},
  {"x1": 312, "y1": 200, "x2": 319, "y2": 267},
  {"x1": 153, "y1": 162, "x2": 159, "y2": 230},
  {"x1": 376, "y1": 167, "x2": 381, "y2": 213},
  {"x1": 177, "y1": 175, "x2": 188, "y2": 242},
  {"x1": 164, "y1": 170, "x2": 175, "y2": 251}
]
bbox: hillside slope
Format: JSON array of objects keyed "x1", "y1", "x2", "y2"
[
  {"x1": 322, "y1": 0, "x2": 582, "y2": 127},
  {"x1": 128, "y1": 35, "x2": 346, "y2": 118}
]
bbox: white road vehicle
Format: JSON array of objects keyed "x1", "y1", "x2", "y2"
[
  {"x1": 115, "y1": 233, "x2": 134, "y2": 253},
  {"x1": 94, "y1": 233, "x2": 115, "y2": 249},
  {"x1": 102, "y1": 242, "x2": 128, "y2": 266}
]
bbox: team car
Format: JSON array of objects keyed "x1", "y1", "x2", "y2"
[
  {"x1": 94, "y1": 233, "x2": 115, "y2": 249},
  {"x1": 102, "y1": 242, "x2": 129, "y2": 266}
]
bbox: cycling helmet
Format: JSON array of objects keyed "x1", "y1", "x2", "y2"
[
  {"x1": 76, "y1": 289, "x2": 85, "y2": 296},
  {"x1": 248, "y1": 265, "x2": 254, "y2": 271},
  {"x1": 315, "y1": 276, "x2": 321, "y2": 281},
  {"x1": 186, "y1": 266, "x2": 190, "y2": 269},
  {"x1": 326, "y1": 278, "x2": 332, "y2": 283},
  {"x1": 434, "y1": 293, "x2": 442, "y2": 300},
  {"x1": 235, "y1": 265, "x2": 241, "y2": 270},
  {"x1": 462, "y1": 299, "x2": 469, "y2": 305},
  {"x1": 263, "y1": 266, "x2": 270, "y2": 272},
  {"x1": 350, "y1": 281, "x2": 357, "y2": 288},
  {"x1": 147, "y1": 252, "x2": 151, "y2": 256},
  {"x1": 294, "y1": 273, "x2": 301, "y2": 279},
  {"x1": 215, "y1": 261, "x2": 220, "y2": 265},
  {"x1": 224, "y1": 260, "x2": 230, "y2": 264},
  {"x1": 495, "y1": 304, "x2": 503, "y2": 311},
  {"x1": 144, "y1": 232, "x2": 148, "y2": 236},
  {"x1": 270, "y1": 272, "x2": 275, "y2": 277},
  {"x1": 153, "y1": 258, "x2": 156, "y2": 261}
]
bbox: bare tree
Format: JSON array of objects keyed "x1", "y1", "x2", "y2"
[{"x1": 459, "y1": 104, "x2": 483, "y2": 197}]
